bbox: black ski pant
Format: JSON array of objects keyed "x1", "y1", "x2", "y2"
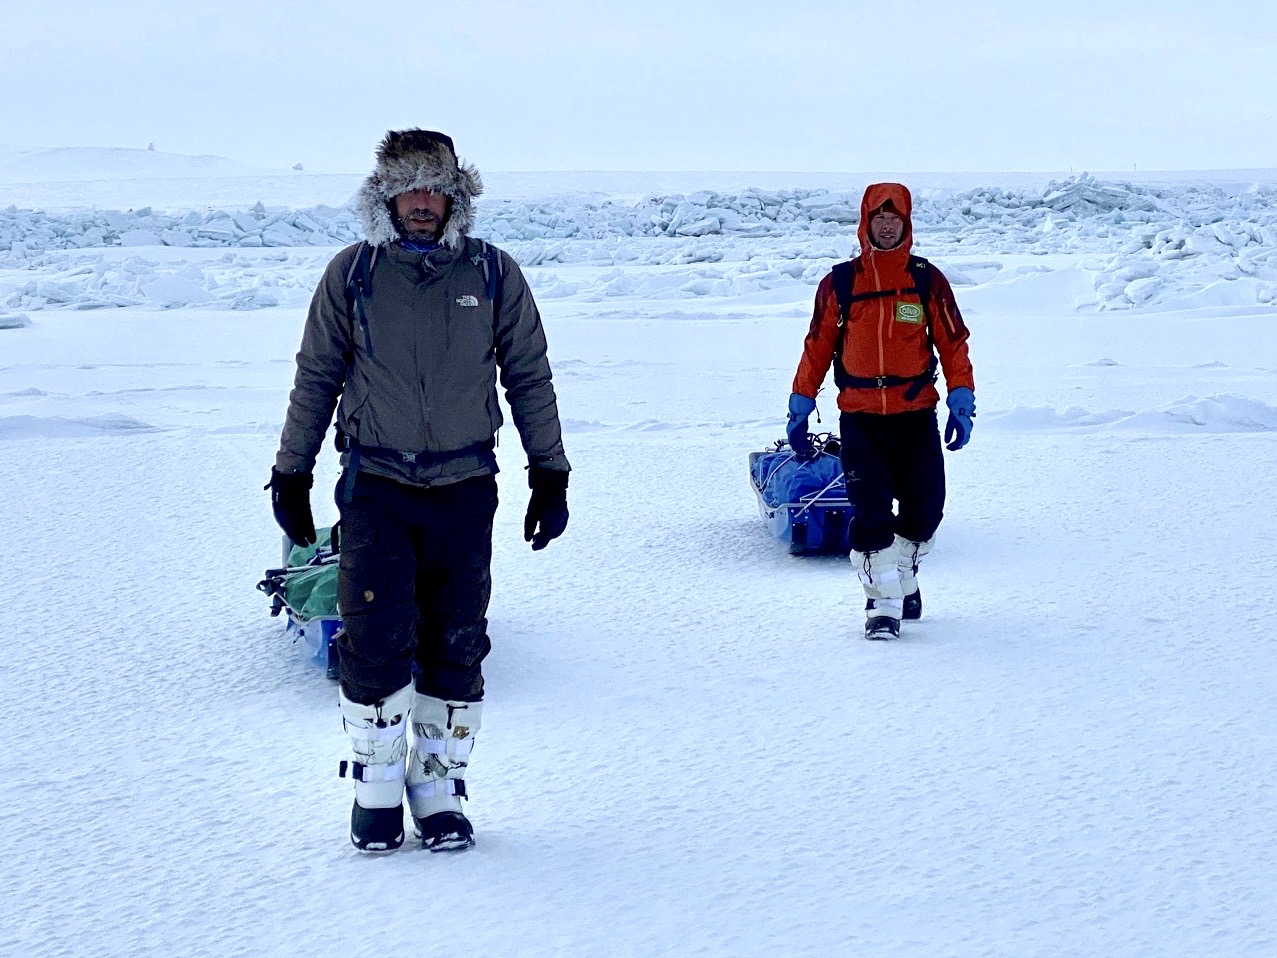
[
  {"x1": 335, "y1": 470, "x2": 497, "y2": 706},
  {"x1": 839, "y1": 408, "x2": 945, "y2": 554}
]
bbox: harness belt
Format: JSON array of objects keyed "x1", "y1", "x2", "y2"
[
  {"x1": 337, "y1": 432, "x2": 491, "y2": 466},
  {"x1": 839, "y1": 355, "x2": 939, "y2": 401},
  {"x1": 335, "y1": 430, "x2": 495, "y2": 500}
]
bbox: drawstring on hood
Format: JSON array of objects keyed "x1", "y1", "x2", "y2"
[{"x1": 356, "y1": 128, "x2": 484, "y2": 250}]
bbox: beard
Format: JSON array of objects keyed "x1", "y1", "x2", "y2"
[{"x1": 397, "y1": 208, "x2": 444, "y2": 242}]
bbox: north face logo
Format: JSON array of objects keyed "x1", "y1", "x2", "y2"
[{"x1": 456, "y1": 295, "x2": 480, "y2": 307}]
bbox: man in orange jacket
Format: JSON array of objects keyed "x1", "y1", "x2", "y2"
[{"x1": 787, "y1": 183, "x2": 975, "y2": 640}]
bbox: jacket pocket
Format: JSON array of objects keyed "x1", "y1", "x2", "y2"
[{"x1": 484, "y1": 387, "x2": 504, "y2": 433}]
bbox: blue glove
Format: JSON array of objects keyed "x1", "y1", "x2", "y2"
[
  {"x1": 944, "y1": 387, "x2": 976, "y2": 451},
  {"x1": 786, "y1": 393, "x2": 817, "y2": 459}
]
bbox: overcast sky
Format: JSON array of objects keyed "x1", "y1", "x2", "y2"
[{"x1": 6, "y1": 0, "x2": 1276, "y2": 174}]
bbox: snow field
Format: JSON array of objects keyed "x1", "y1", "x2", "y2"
[{"x1": 2, "y1": 167, "x2": 1277, "y2": 957}]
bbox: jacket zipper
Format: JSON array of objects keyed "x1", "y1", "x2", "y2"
[{"x1": 868, "y1": 257, "x2": 889, "y2": 414}]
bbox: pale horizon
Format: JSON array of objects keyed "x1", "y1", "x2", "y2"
[{"x1": 8, "y1": 1, "x2": 1276, "y2": 175}]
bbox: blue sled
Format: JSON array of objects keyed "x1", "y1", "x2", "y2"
[
  {"x1": 749, "y1": 441, "x2": 854, "y2": 555},
  {"x1": 286, "y1": 614, "x2": 341, "y2": 680}
]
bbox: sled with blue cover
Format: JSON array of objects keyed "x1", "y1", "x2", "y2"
[
  {"x1": 748, "y1": 436, "x2": 853, "y2": 555},
  {"x1": 257, "y1": 527, "x2": 341, "y2": 679}
]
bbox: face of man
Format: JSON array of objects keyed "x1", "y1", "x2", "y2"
[
  {"x1": 869, "y1": 209, "x2": 905, "y2": 250},
  {"x1": 393, "y1": 188, "x2": 449, "y2": 242}
]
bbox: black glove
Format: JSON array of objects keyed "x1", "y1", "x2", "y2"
[
  {"x1": 524, "y1": 466, "x2": 569, "y2": 551},
  {"x1": 265, "y1": 469, "x2": 316, "y2": 547}
]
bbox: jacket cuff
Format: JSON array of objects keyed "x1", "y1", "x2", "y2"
[{"x1": 528, "y1": 453, "x2": 570, "y2": 472}]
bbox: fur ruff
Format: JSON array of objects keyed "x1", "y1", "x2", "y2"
[{"x1": 355, "y1": 129, "x2": 483, "y2": 249}]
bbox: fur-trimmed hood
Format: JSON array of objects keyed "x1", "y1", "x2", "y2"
[{"x1": 355, "y1": 129, "x2": 483, "y2": 249}]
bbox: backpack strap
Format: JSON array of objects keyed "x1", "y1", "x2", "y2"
[
  {"x1": 484, "y1": 241, "x2": 502, "y2": 304},
  {"x1": 343, "y1": 241, "x2": 378, "y2": 359},
  {"x1": 832, "y1": 258, "x2": 856, "y2": 326},
  {"x1": 906, "y1": 254, "x2": 933, "y2": 316},
  {"x1": 830, "y1": 258, "x2": 857, "y2": 390},
  {"x1": 905, "y1": 256, "x2": 938, "y2": 393},
  {"x1": 906, "y1": 255, "x2": 934, "y2": 352},
  {"x1": 468, "y1": 238, "x2": 503, "y2": 306}
]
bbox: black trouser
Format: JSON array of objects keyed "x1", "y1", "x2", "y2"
[
  {"x1": 839, "y1": 408, "x2": 945, "y2": 554},
  {"x1": 336, "y1": 470, "x2": 498, "y2": 705}
]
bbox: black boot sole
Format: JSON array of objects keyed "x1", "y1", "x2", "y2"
[
  {"x1": 351, "y1": 801, "x2": 405, "y2": 852},
  {"x1": 864, "y1": 615, "x2": 900, "y2": 640},
  {"x1": 414, "y1": 810, "x2": 476, "y2": 853}
]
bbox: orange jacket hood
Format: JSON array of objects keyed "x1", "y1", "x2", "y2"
[{"x1": 857, "y1": 182, "x2": 914, "y2": 258}]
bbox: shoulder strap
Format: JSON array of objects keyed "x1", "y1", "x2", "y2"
[
  {"x1": 343, "y1": 241, "x2": 377, "y2": 358},
  {"x1": 830, "y1": 257, "x2": 859, "y2": 390},
  {"x1": 831, "y1": 258, "x2": 856, "y2": 327},
  {"x1": 906, "y1": 255, "x2": 933, "y2": 317},
  {"x1": 906, "y1": 254, "x2": 935, "y2": 352},
  {"x1": 469, "y1": 240, "x2": 505, "y2": 344},
  {"x1": 484, "y1": 241, "x2": 502, "y2": 305},
  {"x1": 467, "y1": 238, "x2": 504, "y2": 308}
]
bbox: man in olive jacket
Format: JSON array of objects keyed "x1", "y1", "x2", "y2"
[{"x1": 268, "y1": 129, "x2": 570, "y2": 854}]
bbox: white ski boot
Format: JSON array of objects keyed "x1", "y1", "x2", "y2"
[
  {"x1": 406, "y1": 695, "x2": 481, "y2": 852},
  {"x1": 339, "y1": 683, "x2": 413, "y2": 851},
  {"x1": 855, "y1": 546, "x2": 903, "y2": 640},
  {"x1": 895, "y1": 535, "x2": 933, "y2": 621}
]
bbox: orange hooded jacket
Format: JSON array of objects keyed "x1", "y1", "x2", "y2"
[{"x1": 792, "y1": 183, "x2": 974, "y2": 415}]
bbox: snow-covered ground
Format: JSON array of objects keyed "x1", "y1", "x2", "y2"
[{"x1": 3, "y1": 150, "x2": 1276, "y2": 958}]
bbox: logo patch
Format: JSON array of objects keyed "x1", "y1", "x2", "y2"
[
  {"x1": 895, "y1": 302, "x2": 925, "y2": 325},
  {"x1": 456, "y1": 295, "x2": 480, "y2": 307}
]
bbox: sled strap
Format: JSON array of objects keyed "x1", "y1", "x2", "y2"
[{"x1": 794, "y1": 472, "x2": 848, "y2": 517}]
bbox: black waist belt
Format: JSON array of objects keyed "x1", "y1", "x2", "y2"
[
  {"x1": 341, "y1": 439, "x2": 491, "y2": 467},
  {"x1": 841, "y1": 371, "x2": 932, "y2": 401},
  {"x1": 336, "y1": 432, "x2": 495, "y2": 502},
  {"x1": 838, "y1": 355, "x2": 938, "y2": 401}
]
